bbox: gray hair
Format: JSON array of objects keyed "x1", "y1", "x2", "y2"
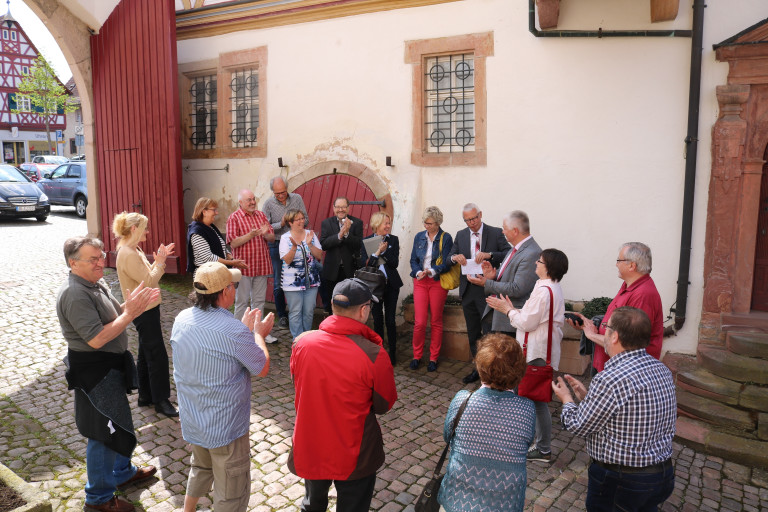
[
  {"x1": 422, "y1": 206, "x2": 444, "y2": 226},
  {"x1": 237, "y1": 189, "x2": 255, "y2": 202},
  {"x1": 269, "y1": 176, "x2": 286, "y2": 191},
  {"x1": 462, "y1": 203, "x2": 480, "y2": 213},
  {"x1": 620, "y1": 242, "x2": 652, "y2": 274},
  {"x1": 503, "y1": 210, "x2": 530, "y2": 234},
  {"x1": 63, "y1": 237, "x2": 104, "y2": 268}
]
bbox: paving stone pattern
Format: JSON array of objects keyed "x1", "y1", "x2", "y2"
[{"x1": 1, "y1": 209, "x2": 767, "y2": 511}]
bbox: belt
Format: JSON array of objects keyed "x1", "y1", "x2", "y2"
[{"x1": 591, "y1": 458, "x2": 672, "y2": 474}]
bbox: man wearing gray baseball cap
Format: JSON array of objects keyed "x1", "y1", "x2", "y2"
[
  {"x1": 289, "y1": 278, "x2": 398, "y2": 511},
  {"x1": 171, "y1": 261, "x2": 273, "y2": 512}
]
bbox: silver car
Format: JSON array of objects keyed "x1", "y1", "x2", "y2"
[{"x1": 37, "y1": 162, "x2": 88, "y2": 218}]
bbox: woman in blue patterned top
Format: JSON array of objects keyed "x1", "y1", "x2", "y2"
[
  {"x1": 438, "y1": 333, "x2": 535, "y2": 512},
  {"x1": 279, "y1": 209, "x2": 323, "y2": 339}
]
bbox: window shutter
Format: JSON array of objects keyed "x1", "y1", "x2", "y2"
[{"x1": 8, "y1": 92, "x2": 16, "y2": 111}]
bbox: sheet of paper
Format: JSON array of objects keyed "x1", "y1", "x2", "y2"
[
  {"x1": 363, "y1": 235, "x2": 383, "y2": 258},
  {"x1": 461, "y1": 260, "x2": 483, "y2": 275}
]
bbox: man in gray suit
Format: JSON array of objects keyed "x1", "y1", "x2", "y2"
[
  {"x1": 467, "y1": 210, "x2": 540, "y2": 335},
  {"x1": 448, "y1": 203, "x2": 509, "y2": 383}
]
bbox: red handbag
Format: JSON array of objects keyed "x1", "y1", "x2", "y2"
[{"x1": 517, "y1": 286, "x2": 554, "y2": 402}]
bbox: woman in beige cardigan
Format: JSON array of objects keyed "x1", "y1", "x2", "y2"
[{"x1": 113, "y1": 211, "x2": 178, "y2": 418}]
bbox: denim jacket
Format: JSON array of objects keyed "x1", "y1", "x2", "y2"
[{"x1": 410, "y1": 228, "x2": 454, "y2": 280}]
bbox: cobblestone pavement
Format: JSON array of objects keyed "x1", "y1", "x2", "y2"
[{"x1": 1, "y1": 209, "x2": 768, "y2": 512}]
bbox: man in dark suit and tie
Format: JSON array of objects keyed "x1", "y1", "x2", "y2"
[
  {"x1": 320, "y1": 196, "x2": 364, "y2": 314},
  {"x1": 468, "y1": 210, "x2": 540, "y2": 338},
  {"x1": 448, "y1": 203, "x2": 509, "y2": 383}
]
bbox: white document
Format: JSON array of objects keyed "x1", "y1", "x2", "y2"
[
  {"x1": 362, "y1": 235, "x2": 383, "y2": 259},
  {"x1": 461, "y1": 260, "x2": 483, "y2": 275}
]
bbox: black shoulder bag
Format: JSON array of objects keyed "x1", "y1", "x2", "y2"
[{"x1": 414, "y1": 391, "x2": 474, "y2": 512}]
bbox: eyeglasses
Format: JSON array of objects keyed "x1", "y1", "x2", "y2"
[
  {"x1": 536, "y1": 259, "x2": 544, "y2": 264},
  {"x1": 229, "y1": 282, "x2": 239, "y2": 290},
  {"x1": 274, "y1": 190, "x2": 288, "y2": 196},
  {"x1": 334, "y1": 205, "x2": 348, "y2": 210},
  {"x1": 601, "y1": 322, "x2": 613, "y2": 331},
  {"x1": 77, "y1": 252, "x2": 107, "y2": 265},
  {"x1": 616, "y1": 259, "x2": 629, "y2": 263},
  {"x1": 293, "y1": 217, "x2": 305, "y2": 222},
  {"x1": 463, "y1": 214, "x2": 480, "y2": 223},
  {"x1": 423, "y1": 221, "x2": 436, "y2": 226}
]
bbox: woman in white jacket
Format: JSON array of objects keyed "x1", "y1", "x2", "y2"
[{"x1": 486, "y1": 248, "x2": 568, "y2": 463}]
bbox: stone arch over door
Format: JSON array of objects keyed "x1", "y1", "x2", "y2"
[
  {"x1": 285, "y1": 160, "x2": 393, "y2": 221},
  {"x1": 23, "y1": 1, "x2": 99, "y2": 235},
  {"x1": 701, "y1": 29, "x2": 768, "y2": 341}
]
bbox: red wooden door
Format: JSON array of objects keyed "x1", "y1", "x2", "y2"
[
  {"x1": 752, "y1": 154, "x2": 768, "y2": 311},
  {"x1": 91, "y1": 0, "x2": 185, "y2": 273},
  {"x1": 265, "y1": 173, "x2": 380, "y2": 302}
]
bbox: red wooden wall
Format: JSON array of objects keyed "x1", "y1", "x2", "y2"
[{"x1": 91, "y1": 0, "x2": 185, "y2": 272}]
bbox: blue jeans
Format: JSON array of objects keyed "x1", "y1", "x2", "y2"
[
  {"x1": 85, "y1": 439, "x2": 137, "y2": 505},
  {"x1": 586, "y1": 460, "x2": 675, "y2": 512},
  {"x1": 269, "y1": 243, "x2": 288, "y2": 319},
  {"x1": 285, "y1": 288, "x2": 318, "y2": 339}
]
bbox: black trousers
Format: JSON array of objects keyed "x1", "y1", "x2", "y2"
[
  {"x1": 301, "y1": 474, "x2": 376, "y2": 512},
  {"x1": 132, "y1": 306, "x2": 171, "y2": 403},
  {"x1": 372, "y1": 285, "x2": 399, "y2": 364},
  {"x1": 462, "y1": 285, "x2": 490, "y2": 357}
]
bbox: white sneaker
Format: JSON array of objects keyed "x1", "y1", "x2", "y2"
[{"x1": 265, "y1": 334, "x2": 278, "y2": 344}]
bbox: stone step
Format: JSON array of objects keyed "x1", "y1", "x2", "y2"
[
  {"x1": 675, "y1": 416, "x2": 768, "y2": 470},
  {"x1": 676, "y1": 367, "x2": 741, "y2": 406},
  {"x1": 698, "y1": 345, "x2": 768, "y2": 385},
  {"x1": 721, "y1": 311, "x2": 768, "y2": 333},
  {"x1": 676, "y1": 389, "x2": 755, "y2": 431},
  {"x1": 727, "y1": 331, "x2": 768, "y2": 359}
]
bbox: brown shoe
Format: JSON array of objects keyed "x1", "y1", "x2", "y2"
[
  {"x1": 117, "y1": 465, "x2": 157, "y2": 489},
  {"x1": 84, "y1": 496, "x2": 135, "y2": 512}
]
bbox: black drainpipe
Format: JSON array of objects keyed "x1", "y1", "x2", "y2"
[{"x1": 529, "y1": 0, "x2": 705, "y2": 331}]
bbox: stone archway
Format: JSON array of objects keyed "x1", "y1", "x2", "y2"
[
  {"x1": 22, "y1": 1, "x2": 100, "y2": 235},
  {"x1": 285, "y1": 160, "x2": 394, "y2": 220}
]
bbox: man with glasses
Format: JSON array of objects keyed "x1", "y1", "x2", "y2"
[
  {"x1": 553, "y1": 307, "x2": 676, "y2": 512},
  {"x1": 289, "y1": 278, "x2": 397, "y2": 511},
  {"x1": 170, "y1": 261, "x2": 272, "y2": 512},
  {"x1": 227, "y1": 188, "x2": 278, "y2": 343},
  {"x1": 319, "y1": 196, "x2": 364, "y2": 315},
  {"x1": 468, "y1": 210, "x2": 540, "y2": 350},
  {"x1": 263, "y1": 176, "x2": 310, "y2": 328},
  {"x1": 569, "y1": 242, "x2": 663, "y2": 373},
  {"x1": 56, "y1": 237, "x2": 160, "y2": 512},
  {"x1": 448, "y1": 203, "x2": 508, "y2": 383}
]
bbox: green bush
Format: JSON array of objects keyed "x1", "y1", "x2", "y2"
[{"x1": 580, "y1": 297, "x2": 613, "y2": 319}]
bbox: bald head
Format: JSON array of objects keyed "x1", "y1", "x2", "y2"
[{"x1": 238, "y1": 189, "x2": 257, "y2": 213}]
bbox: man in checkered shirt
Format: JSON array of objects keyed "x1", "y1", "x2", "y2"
[
  {"x1": 553, "y1": 306, "x2": 676, "y2": 512},
  {"x1": 227, "y1": 189, "x2": 278, "y2": 343}
]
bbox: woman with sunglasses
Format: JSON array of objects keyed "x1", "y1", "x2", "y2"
[
  {"x1": 186, "y1": 197, "x2": 247, "y2": 274},
  {"x1": 486, "y1": 248, "x2": 568, "y2": 463},
  {"x1": 280, "y1": 209, "x2": 323, "y2": 338}
]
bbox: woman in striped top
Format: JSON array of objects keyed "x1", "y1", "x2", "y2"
[{"x1": 186, "y1": 197, "x2": 247, "y2": 274}]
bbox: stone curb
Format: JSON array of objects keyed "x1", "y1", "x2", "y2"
[{"x1": 0, "y1": 461, "x2": 52, "y2": 512}]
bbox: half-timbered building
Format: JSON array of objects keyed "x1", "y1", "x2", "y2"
[{"x1": 0, "y1": 8, "x2": 66, "y2": 165}]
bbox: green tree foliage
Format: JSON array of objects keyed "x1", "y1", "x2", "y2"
[{"x1": 12, "y1": 55, "x2": 77, "y2": 154}]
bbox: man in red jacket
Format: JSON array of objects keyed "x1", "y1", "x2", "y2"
[{"x1": 289, "y1": 278, "x2": 398, "y2": 511}]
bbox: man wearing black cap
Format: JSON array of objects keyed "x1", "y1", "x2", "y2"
[{"x1": 289, "y1": 278, "x2": 398, "y2": 511}]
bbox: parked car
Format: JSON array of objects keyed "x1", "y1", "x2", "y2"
[
  {"x1": 20, "y1": 155, "x2": 69, "y2": 182},
  {"x1": 0, "y1": 164, "x2": 50, "y2": 222},
  {"x1": 18, "y1": 163, "x2": 46, "y2": 182},
  {"x1": 70, "y1": 154, "x2": 86, "y2": 161},
  {"x1": 37, "y1": 162, "x2": 88, "y2": 218}
]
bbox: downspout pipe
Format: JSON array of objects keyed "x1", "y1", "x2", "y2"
[
  {"x1": 529, "y1": 0, "x2": 704, "y2": 331},
  {"x1": 528, "y1": 0, "x2": 692, "y2": 38},
  {"x1": 674, "y1": 0, "x2": 705, "y2": 330}
]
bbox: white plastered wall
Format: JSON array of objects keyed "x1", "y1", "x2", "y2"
[{"x1": 176, "y1": 0, "x2": 768, "y2": 357}]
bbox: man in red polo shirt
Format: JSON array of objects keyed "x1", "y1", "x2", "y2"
[
  {"x1": 227, "y1": 189, "x2": 278, "y2": 343},
  {"x1": 572, "y1": 242, "x2": 664, "y2": 372}
]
